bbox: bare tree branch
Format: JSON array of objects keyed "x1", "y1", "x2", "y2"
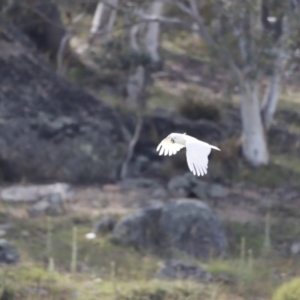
[
  {"x1": 138, "y1": 15, "x2": 194, "y2": 31},
  {"x1": 57, "y1": 32, "x2": 73, "y2": 76},
  {"x1": 186, "y1": 0, "x2": 243, "y2": 79},
  {"x1": 120, "y1": 112, "x2": 143, "y2": 179},
  {"x1": 188, "y1": 0, "x2": 216, "y2": 48},
  {"x1": 56, "y1": 9, "x2": 87, "y2": 75},
  {"x1": 169, "y1": 0, "x2": 193, "y2": 15},
  {"x1": 72, "y1": 11, "x2": 86, "y2": 24}
]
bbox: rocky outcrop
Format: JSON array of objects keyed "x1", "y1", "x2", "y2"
[
  {"x1": 5, "y1": 0, "x2": 67, "y2": 62},
  {"x1": 29, "y1": 193, "x2": 66, "y2": 217},
  {"x1": 167, "y1": 172, "x2": 229, "y2": 199},
  {"x1": 94, "y1": 215, "x2": 117, "y2": 234},
  {"x1": 112, "y1": 199, "x2": 227, "y2": 259},
  {"x1": 1, "y1": 183, "x2": 72, "y2": 203},
  {"x1": 0, "y1": 22, "x2": 127, "y2": 183},
  {"x1": 0, "y1": 239, "x2": 19, "y2": 264}
]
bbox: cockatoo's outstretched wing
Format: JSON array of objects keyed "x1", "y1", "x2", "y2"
[
  {"x1": 185, "y1": 139, "x2": 211, "y2": 176},
  {"x1": 156, "y1": 133, "x2": 220, "y2": 176},
  {"x1": 156, "y1": 136, "x2": 185, "y2": 156}
]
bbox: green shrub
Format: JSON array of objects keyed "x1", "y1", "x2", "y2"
[
  {"x1": 120, "y1": 283, "x2": 202, "y2": 300},
  {"x1": 0, "y1": 288, "x2": 14, "y2": 300},
  {"x1": 178, "y1": 89, "x2": 221, "y2": 122},
  {"x1": 273, "y1": 277, "x2": 300, "y2": 300},
  {"x1": 207, "y1": 260, "x2": 237, "y2": 277}
]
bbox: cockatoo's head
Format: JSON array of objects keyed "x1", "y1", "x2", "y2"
[{"x1": 169, "y1": 133, "x2": 186, "y2": 145}]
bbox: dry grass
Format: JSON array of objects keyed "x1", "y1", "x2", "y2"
[
  {"x1": 0, "y1": 204, "x2": 298, "y2": 300},
  {"x1": 0, "y1": 264, "x2": 245, "y2": 300}
]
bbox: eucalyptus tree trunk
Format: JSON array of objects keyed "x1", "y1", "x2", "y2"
[
  {"x1": 122, "y1": 64, "x2": 146, "y2": 178},
  {"x1": 261, "y1": 49, "x2": 286, "y2": 130},
  {"x1": 144, "y1": 1, "x2": 164, "y2": 64},
  {"x1": 122, "y1": 13, "x2": 146, "y2": 178},
  {"x1": 89, "y1": 0, "x2": 118, "y2": 45},
  {"x1": 122, "y1": 2, "x2": 164, "y2": 178},
  {"x1": 121, "y1": 2, "x2": 164, "y2": 178},
  {"x1": 90, "y1": 1, "x2": 106, "y2": 36},
  {"x1": 129, "y1": 23, "x2": 140, "y2": 52},
  {"x1": 126, "y1": 1, "x2": 164, "y2": 109},
  {"x1": 261, "y1": 72, "x2": 281, "y2": 130},
  {"x1": 240, "y1": 80, "x2": 269, "y2": 166},
  {"x1": 126, "y1": 65, "x2": 146, "y2": 109}
]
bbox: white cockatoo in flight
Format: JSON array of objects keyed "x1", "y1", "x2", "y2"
[{"x1": 156, "y1": 133, "x2": 220, "y2": 176}]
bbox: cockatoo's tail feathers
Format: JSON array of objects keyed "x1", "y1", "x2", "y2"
[{"x1": 210, "y1": 145, "x2": 221, "y2": 151}]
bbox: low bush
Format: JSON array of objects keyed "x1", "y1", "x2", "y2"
[
  {"x1": 273, "y1": 277, "x2": 300, "y2": 300},
  {"x1": 178, "y1": 88, "x2": 221, "y2": 122}
]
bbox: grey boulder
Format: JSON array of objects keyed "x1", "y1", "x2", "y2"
[
  {"x1": 0, "y1": 239, "x2": 19, "y2": 264},
  {"x1": 29, "y1": 193, "x2": 66, "y2": 217},
  {"x1": 94, "y1": 216, "x2": 117, "y2": 234},
  {"x1": 112, "y1": 199, "x2": 227, "y2": 259}
]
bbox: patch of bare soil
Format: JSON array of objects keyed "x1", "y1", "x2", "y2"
[
  {"x1": 68, "y1": 181, "x2": 300, "y2": 226},
  {"x1": 69, "y1": 184, "x2": 144, "y2": 217},
  {"x1": 1, "y1": 180, "x2": 300, "y2": 225}
]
